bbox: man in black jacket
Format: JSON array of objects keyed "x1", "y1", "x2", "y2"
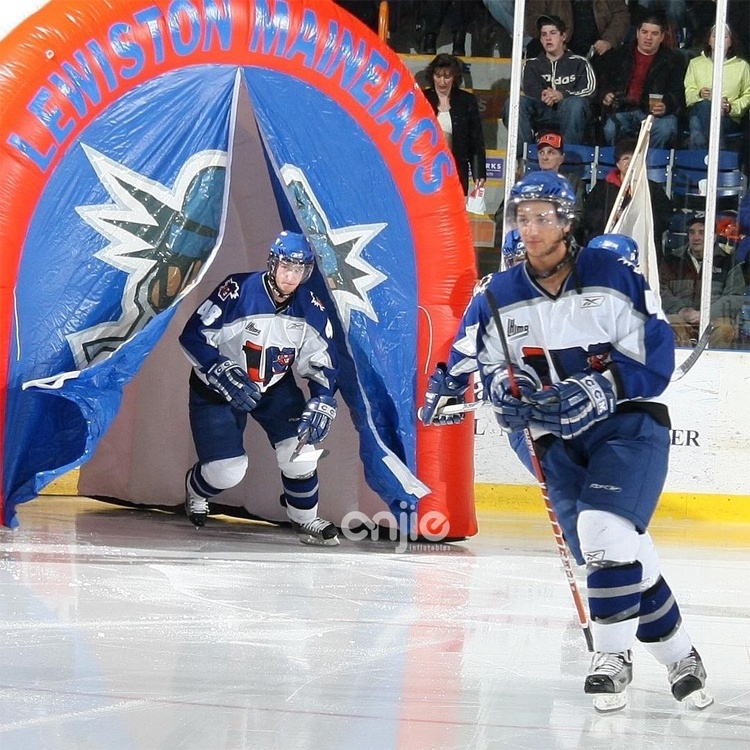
[
  {"x1": 599, "y1": 10, "x2": 686, "y2": 148},
  {"x1": 504, "y1": 14, "x2": 596, "y2": 155}
]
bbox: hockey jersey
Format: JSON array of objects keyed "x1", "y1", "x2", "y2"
[
  {"x1": 446, "y1": 246, "x2": 675, "y2": 403},
  {"x1": 180, "y1": 272, "x2": 337, "y2": 398}
]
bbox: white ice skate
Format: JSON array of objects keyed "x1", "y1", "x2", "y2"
[
  {"x1": 584, "y1": 650, "x2": 633, "y2": 712},
  {"x1": 668, "y1": 648, "x2": 713, "y2": 709}
]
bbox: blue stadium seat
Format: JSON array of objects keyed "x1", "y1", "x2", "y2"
[{"x1": 671, "y1": 150, "x2": 744, "y2": 210}]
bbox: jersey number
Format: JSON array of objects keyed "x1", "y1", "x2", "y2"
[{"x1": 196, "y1": 300, "x2": 222, "y2": 326}]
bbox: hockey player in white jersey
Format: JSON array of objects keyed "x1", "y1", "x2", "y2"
[
  {"x1": 421, "y1": 172, "x2": 711, "y2": 712},
  {"x1": 179, "y1": 231, "x2": 339, "y2": 546}
]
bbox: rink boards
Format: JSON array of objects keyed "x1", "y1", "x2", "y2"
[{"x1": 475, "y1": 348, "x2": 750, "y2": 522}]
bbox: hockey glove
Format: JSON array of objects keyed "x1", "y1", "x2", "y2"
[
  {"x1": 298, "y1": 395, "x2": 338, "y2": 443},
  {"x1": 488, "y1": 368, "x2": 537, "y2": 432},
  {"x1": 204, "y1": 357, "x2": 261, "y2": 413},
  {"x1": 528, "y1": 370, "x2": 616, "y2": 439},
  {"x1": 419, "y1": 363, "x2": 468, "y2": 426}
]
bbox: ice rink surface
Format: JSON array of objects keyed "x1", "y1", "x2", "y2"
[{"x1": 0, "y1": 496, "x2": 748, "y2": 750}]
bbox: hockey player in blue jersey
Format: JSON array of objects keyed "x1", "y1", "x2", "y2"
[
  {"x1": 421, "y1": 172, "x2": 711, "y2": 712},
  {"x1": 179, "y1": 231, "x2": 340, "y2": 546}
]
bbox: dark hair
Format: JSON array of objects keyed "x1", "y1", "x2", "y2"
[
  {"x1": 425, "y1": 54, "x2": 464, "y2": 88},
  {"x1": 636, "y1": 10, "x2": 668, "y2": 33},
  {"x1": 614, "y1": 137, "x2": 637, "y2": 161},
  {"x1": 703, "y1": 24, "x2": 737, "y2": 59}
]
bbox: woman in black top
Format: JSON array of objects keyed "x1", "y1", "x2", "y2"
[{"x1": 422, "y1": 54, "x2": 487, "y2": 196}]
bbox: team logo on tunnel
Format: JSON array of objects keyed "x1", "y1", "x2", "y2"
[{"x1": 67, "y1": 145, "x2": 227, "y2": 367}]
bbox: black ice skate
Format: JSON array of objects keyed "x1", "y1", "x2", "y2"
[
  {"x1": 290, "y1": 517, "x2": 340, "y2": 547},
  {"x1": 184, "y1": 470, "x2": 209, "y2": 527},
  {"x1": 584, "y1": 650, "x2": 633, "y2": 712},
  {"x1": 668, "y1": 647, "x2": 713, "y2": 708}
]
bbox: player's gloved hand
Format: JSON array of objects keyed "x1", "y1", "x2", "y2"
[
  {"x1": 204, "y1": 357, "x2": 261, "y2": 413},
  {"x1": 528, "y1": 370, "x2": 616, "y2": 439},
  {"x1": 419, "y1": 363, "x2": 468, "y2": 426},
  {"x1": 298, "y1": 395, "x2": 338, "y2": 443},
  {"x1": 488, "y1": 368, "x2": 537, "y2": 431}
]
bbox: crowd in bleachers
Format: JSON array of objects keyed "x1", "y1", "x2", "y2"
[{"x1": 334, "y1": 0, "x2": 750, "y2": 348}]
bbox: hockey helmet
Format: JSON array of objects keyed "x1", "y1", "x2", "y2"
[
  {"x1": 506, "y1": 171, "x2": 577, "y2": 227},
  {"x1": 267, "y1": 231, "x2": 315, "y2": 286},
  {"x1": 587, "y1": 233, "x2": 639, "y2": 265}
]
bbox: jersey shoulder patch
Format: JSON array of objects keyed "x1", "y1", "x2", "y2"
[{"x1": 217, "y1": 277, "x2": 240, "y2": 301}]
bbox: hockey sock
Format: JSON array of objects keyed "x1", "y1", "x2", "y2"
[
  {"x1": 636, "y1": 576, "x2": 692, "y2": 664},
  {"x1": 282, "y1": 472, "x2": 319, "y2": 523},
  {"x1": 588, "y1": 561, "x2": 643, "y2": 653},
  {"x1": 188, "y1": 464, "x2": 223, "y2": 499}
]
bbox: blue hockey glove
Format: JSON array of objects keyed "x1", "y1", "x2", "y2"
[
  {"x1": 298, "y1": 395, "x2": 338, "y2": 443},
  {"x1": 488, "y1": 368, "x2": 538, "y2": 431},
  {"x1": 528, "y1": 370, "x2": 617, "y2": 439},
  {"x1": 419, "y1": 363, "x2": 468, "y2": 426},
  {"x1": 204, "y1": 357, "x2": 261, "y2": 413}
]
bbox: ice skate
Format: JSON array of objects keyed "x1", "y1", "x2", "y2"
[
  {"x1": 584, "y1": 650, "x2": 633, "y2": 712},
  {"x1": 184, "y1": 470, "x2": 209, "y2": 527},
  {"x1": 290, "y1": 517, "x2": 340, "y2": 547},
  {"x1": 668, "y1": 648, "x2": 713, "y2": 708}
]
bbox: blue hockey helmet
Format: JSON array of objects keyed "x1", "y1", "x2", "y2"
[
  {"x1": 506, "y1": 171, "x2": 577, "y2": 226},
  {"x1": 267, "y1": 231, "x2": 315, "y2": 286},
  {"x1": 501, "y1": 228, "x2": 526, "y2": 268},
  {"x1": 587, "y1": 233, "x2": 639, "y2": 265}
]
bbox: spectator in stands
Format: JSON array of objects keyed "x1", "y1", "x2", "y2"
[
  {"x1": 421, "y1": 1, "x2": 473, "y2": 56},
  {"x1": 659, "y1": 214, "x2": 746, "y2": 347},
  {"x1": 583, "y1": 136, "x2": 673, "y2": 247},
  {"x1": 684, "y1": 23, "x2": 750, "y2": 150},
  {"x1": 599, "y1": 10, "x2": 686, "y2": 148},
  {"x1": 423, "y1": 54, "x2": 487, "y2": 195},
  {"x1": 503, "y1": 14, "x2": 596, "y2": 155},
  {"x1": 534, "y1": 131, "x2": 587, "y2": 223},
  {"x1": 522, "y1": 0, "x2": 631, "y2": 76},
  {"x1": 493, "y1": 131, "x2": 585, "y2": 245}
]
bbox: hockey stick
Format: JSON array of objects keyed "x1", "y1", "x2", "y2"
[
  {"x1": 486, "y1": 289, "x2": 594, "y2": 653},
  {"x1": 671, "y1": 324, "x2": 713, "y2": 382}
]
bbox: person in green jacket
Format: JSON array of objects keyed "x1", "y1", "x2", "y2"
[{"x1": 684, "y1": 23, "x2": 750, "y2": 150}]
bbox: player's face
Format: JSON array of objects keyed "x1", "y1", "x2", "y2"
[
  {"x1": 538, "y1": 146, "x2": 564, "y2": 172},
  {"x1": 636, "y1": 23, "x2": 664, "y2": 54},
  {"x1": 515, "y1": 200, "x2": 569, "y2": 266},
  {"x1": 274, "y1": 260, "x2": 307, "y2": 296}
]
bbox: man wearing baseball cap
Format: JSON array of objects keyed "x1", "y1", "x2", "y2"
[
  {"x1": 535, "y1": 132, "x2": 585, "y2": 226},
  {"x1": 503, "y1": 14, "x2": 596, "y2": 156}
]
